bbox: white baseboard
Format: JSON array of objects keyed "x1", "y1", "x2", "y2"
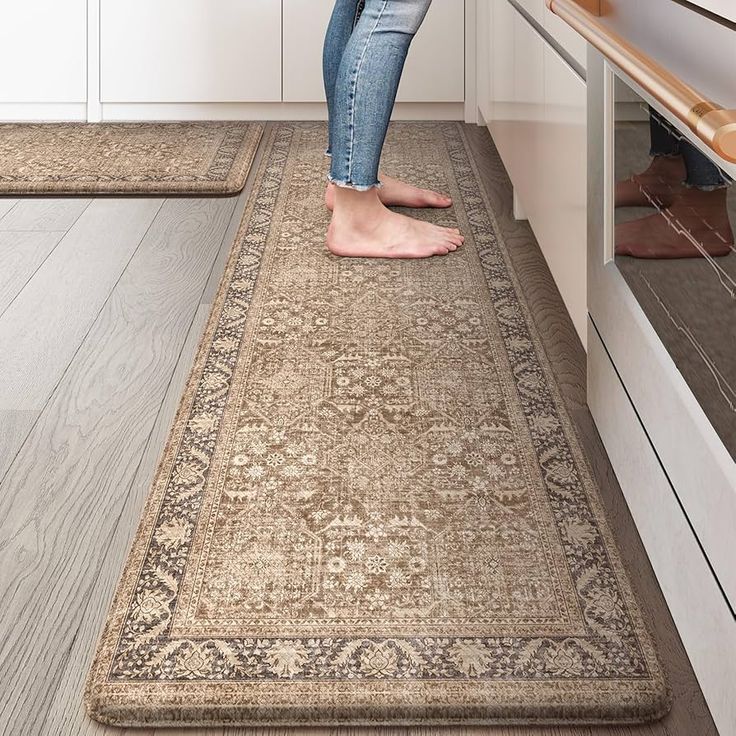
[
  {"x1": 0, "y1": 101, "x2": 464, "y2": 123},
  {"x1": 0, "y1": 103, "x2": 88, "y2": 122}
]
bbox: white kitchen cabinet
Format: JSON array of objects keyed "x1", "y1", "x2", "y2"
[
  {"x1": 484, "y1": 0, "x2": 515, "y2": 172},
  {"x1": 533, "y1": 43, "x2": 586, "y2": 344},
  {"x1": 1, "y1": 0, "x2": 465, "y2": 119},
  {"x1": 510, "y1": 9, "x2": 544, "y2": 217},
  {"x1": 587, "y1": 321, "x2": 736, "y2": 734},
  {"x1": 508, "y1": 0, "x2": 586, "y2": 69},
  {"x1": 100, "y1": 0, "x2": 282, "y2": 102},
  {"x1": 485, "y1": 0, "x2": 587, "y2": 345},
  {"x1": 0, "y1": 0, "x2": 87, "y2": 103},
  {"x1": 282, "y1": 0, "x2": 464, "y2": 103}
]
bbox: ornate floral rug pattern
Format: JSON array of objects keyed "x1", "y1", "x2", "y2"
[
  {"x1": 85, "y1": 122, "x2": 670, "y2": 726},
  {"x1": 0, "y1": 121, "x2": 263, "y2": 194}
]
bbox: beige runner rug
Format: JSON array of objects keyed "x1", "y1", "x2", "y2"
[
  {"x1": 85, "y1": 122, "x2": 670, "y2": 727},
  {"x1": 0, "y1": 121, "x2": 263, "y2": 194}
]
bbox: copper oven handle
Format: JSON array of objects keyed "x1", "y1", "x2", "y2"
[{"x1": 546, "y1": 0, "x2": 736, "y2": 164}]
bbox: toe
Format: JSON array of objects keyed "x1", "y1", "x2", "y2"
[{"x1": 428, "y1": 191, "x2": 452, "y2": 207}]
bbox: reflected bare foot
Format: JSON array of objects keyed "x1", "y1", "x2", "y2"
[
  {"x1": 325, "y1": 173, "x2": 452, "y2": 211},
  {"x1": 615, "y1": 154, "x2": 686, "y2": 209},
  {"x1": 616, "y1": 186, "x2": 733, "y2": 258},
  {"x1": 326, "y1": 187, "x2": 463, "y2": 259}
]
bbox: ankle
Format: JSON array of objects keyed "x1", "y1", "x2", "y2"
[
  {"x1": 647, "y1": 154, "x2": 686, "y2": 177},
  {"x1": 332, "y1": 186, "x2": 385, "y2": 220}
]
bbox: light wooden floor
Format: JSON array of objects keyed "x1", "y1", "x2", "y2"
[{"x1": 0, "y1": 122, "x2": 718, "y2": 736}]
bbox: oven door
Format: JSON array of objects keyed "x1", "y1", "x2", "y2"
[
  {"x1": 589, "y1": 53, "x2": 736, "y2": 470},
  {"x1": 586, "y1": 10, "x2": 736, "y2": 592},
  {"x1": 581, "y1": 3, "x2": 736, "y2": 731}
]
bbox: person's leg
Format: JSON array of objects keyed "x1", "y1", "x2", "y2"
[
  {"x1": 329, "y1": 0, "x2": 430, "y2": 190},
  {"x1": 325, "y1": 0, "x2": 463, "y2": 258},
  {"x1": 323, "y1": 0, "x2": 364, "y2": 160},
  {"x1": 615, "y1": 106, "x2": 686, "y2": 208},
  {"x1": 680, "y1": 139, "x2": 731, "y2": 191},
  {"x1": 323, "y1": 0, "x2": 452, "y2": 214},
  {"x1": 648, "y1": 106, "x2": 680, "y2": 158}
]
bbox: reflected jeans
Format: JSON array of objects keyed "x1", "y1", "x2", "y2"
[
  {"x1": 648, "y1": 106, "x2": 731, "y2": 190},
  {"x1": 322, "y1": 0, "x2": 433, "y2": 190}
]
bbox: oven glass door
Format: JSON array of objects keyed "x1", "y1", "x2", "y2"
[{"x1": 611, "y1": 71, "x2": 736, "y2": 459}]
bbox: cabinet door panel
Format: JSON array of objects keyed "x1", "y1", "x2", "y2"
[
  {"x1": 100, "y1": 0, "x2": 281, "y2": 102},
  {"x1": 487, "y1": 0, "x2": 517, "y2": 165},
  {"x1": 488, "y1": 4, "x2": 587, "y2": 345},
  {"x1": 0, "y1": 0, "x2": 86, "y2": 103},
  {"x1": 400, "y1": 0, "x2": 464, "y2": 102},
  {"x1": 512, "y1": 9, "x2": 545, "y2": 193},
  {"x1": 536, "y1": 44, "x2": 587, "y2": 344},
  {"x1": 282, "y1": 0, "x2": 332, "y2": 103},
  {"x1": 283, "y1": 0, "x2": 464, "y2": 103}
]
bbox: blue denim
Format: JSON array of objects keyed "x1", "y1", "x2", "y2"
[
  {"x1": 648, "y1": 105, "x2": 731, "y2": 191},
  {"x1": 322, "y1": 0, "x2": 433, "y2": 190}
]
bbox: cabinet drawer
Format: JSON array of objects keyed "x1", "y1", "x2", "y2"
[
  {"x1": 282, "y1": 0, "x2": 464, "y2": 103},
  {"x1": 100, "y1": 0, "x2": 282, "y2": 103},
  {"x1": 588, "y1": 320, "x2": 736, "y2": 735}
]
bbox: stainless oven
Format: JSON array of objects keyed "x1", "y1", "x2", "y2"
[
  {"x1": 548, "y1": 0, "x2": 736, "y2": 732},
  {"x1": 585, "y1": 0, "x2": 736, "y2": 473}
]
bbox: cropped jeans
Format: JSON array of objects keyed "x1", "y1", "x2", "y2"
[
  {"x1": 648, "y1": 105, "x2": 731, "y2": 190},
  {"x1": 322, "y1": 0, "x2": 433, "y2": 190}
]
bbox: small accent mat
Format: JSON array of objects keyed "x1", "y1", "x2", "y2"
[{"x1": 0, "y1": 121, "x2": 264, "y2": 195}]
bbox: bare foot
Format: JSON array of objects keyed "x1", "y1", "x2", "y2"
[
  {"x1": 615, "y1": 155, "x2": 686, "y2": 209},
  {"x1": 616, "y1": 186, "x2": 733, "y2": 258},
  {"x1": 325, "y1": 173, "x2": 452, "y2": 211},
  {"x1": 326, "y1": 187, "x2": 463, "y2": 259}
]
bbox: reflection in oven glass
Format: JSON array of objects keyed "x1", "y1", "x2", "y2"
[{"x1": 614, "y1": 85, "x2": 736, "y2": 459}]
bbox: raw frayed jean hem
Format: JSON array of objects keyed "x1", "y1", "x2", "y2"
[
  {"x1": 327, "y1": 174, "x2": 383, "y2": 191},
  {"x1": 682, "y1": 180, "x2": 730, "y2": 192},
  {"x1": 649, "y1": 150, "x2": 681, "y2": 159}
]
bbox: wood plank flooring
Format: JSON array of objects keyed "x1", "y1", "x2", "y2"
[
  {"x1": 0, "y1": 197, "x2": 164, "y2": 411},
  {"x1": 0, "y1": 198, "x2": 19, "y2": 220},
  {"x1": 0, "y1": 230, "x2": 66, "y2": 314},
  {"x1": 0, "y1": 122, "x2": 718, "y2": 735},
  {"x1": 0, "y1": 197, "x2": 91, "y2": 231}
]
